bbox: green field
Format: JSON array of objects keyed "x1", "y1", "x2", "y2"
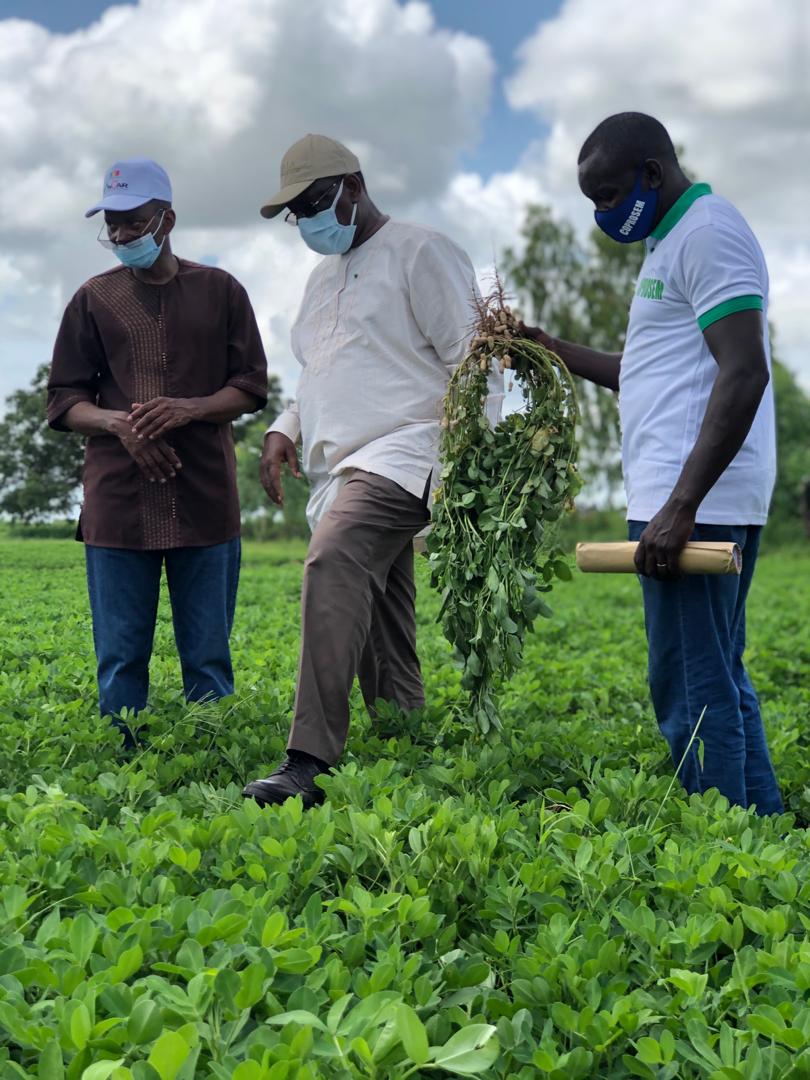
[{"x1": 1, "y1": 538, "x2": 810, "y2": 1079}]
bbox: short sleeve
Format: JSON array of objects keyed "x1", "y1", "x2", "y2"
[
  {"x1": 46, "y1": 289, "x2": 105, "y2": 431},
  {"x1": 677, "y1": 222, "x2": 764, "y2": 332},
  {"x1": 225, "y1": 276, "x2": 269, "y2": 409}
]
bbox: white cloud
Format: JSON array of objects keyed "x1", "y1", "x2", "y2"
[
  {"x1": 2, "y1": 0, "x2": 808, "y2": 416},
  {"x1": 408, "y1": 167, "x2": 547, "y2": 275},
  {"x1": 505, "y1": 0, "x2": 810, "y2": 386},
  {"x1": 0, "y1": 0, "x2": 496, "y2": 404}
]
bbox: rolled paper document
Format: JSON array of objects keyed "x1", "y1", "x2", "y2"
[{"x1": 576, "y1": 541, "x2": 742, "y2": 575}]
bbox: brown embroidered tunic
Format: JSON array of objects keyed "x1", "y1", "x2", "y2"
[{"x1": 47, "y1": 260, "x2": 268, "y2": 550}]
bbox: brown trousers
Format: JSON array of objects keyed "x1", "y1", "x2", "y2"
[{"x1": 288, "y1": 470, "x2": 431, "y2": 765}]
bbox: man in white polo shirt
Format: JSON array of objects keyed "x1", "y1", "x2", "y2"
[
  {"x1": 525, "y1": 112, "x2": 782, "y2": 816},
  {"x1": 242, "y1": 134, "x2": 501, "y2": 809}
]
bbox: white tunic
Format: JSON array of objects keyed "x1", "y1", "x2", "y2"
[{"x1": 270, "y1": 220, "x2": 502, "y2": 528}]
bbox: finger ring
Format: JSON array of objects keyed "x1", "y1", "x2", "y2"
[{"x1": 656, "y1": 563, "x2": 667, "y2": 569}]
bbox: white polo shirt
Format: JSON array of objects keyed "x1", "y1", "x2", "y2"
[{"x1": 620, "y1": 183, "x2": 776, "y2": 525}]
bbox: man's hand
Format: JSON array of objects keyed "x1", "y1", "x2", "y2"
[
  {"x1": 635, "y1": 498, "x2": 697, "y2": 580},
  {"x1": 519, "y1": 322, "x2": 556, "y2": 350},
  {"x1": 109, "y1": 414, "x2": 182, "y2": 483},
  {"x1": 128, "y1": 397, "x2": 199, "y2": 440},
  {"x1": 518, "y1": 323, "x2": 622, "y2": 391},
  {"x1": 260, "y1": 431, "x2": 301, "y2": 506}
]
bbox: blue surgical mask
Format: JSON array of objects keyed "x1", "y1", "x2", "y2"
[
  {"x1": 297, "y1": 181, "x2": 357, "y2": 255},
  {"x1": 102, "y1": 210, "x2": 166, "y2": 268},
  {"x1": 594, "y1": 169, "x2": 659, "y2": 243}
]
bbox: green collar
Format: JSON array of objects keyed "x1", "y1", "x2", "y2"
[{"x1": 650, "y1": 182, "x2": 712, "y2": 241}]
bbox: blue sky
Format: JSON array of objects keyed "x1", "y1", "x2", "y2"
[{"x1": 5, "y1": 0, "x2": 561, "y2": 176}]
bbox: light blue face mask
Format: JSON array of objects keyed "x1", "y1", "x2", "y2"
[
  {"x1": 101, "y1": 210, "x2": 166, "y2": 269},
  {"x1": 297, "y1": 181, "x2": 357, "y2": 255}
]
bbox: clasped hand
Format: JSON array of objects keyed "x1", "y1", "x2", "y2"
[
  {"x1": 128, "y1": 397, "x2": 198, "y2": 440},
  {"x1": 109, "y1": 400, "x2": 190, "y2": 484}
]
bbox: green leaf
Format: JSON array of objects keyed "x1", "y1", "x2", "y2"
[
  {"x1": 235, "y1": 961, "x2": 267, "y2": 1010},
  {"x1": 69, "y1": 913, "x2": 98, "y2": 969},
  {"x1": 70, "y1": 1002, "x2": 92, "y2": 1051},
  {"x1": 553, "y1": 558, "x2": 573, "y2": 581},
  {"x1": 112, "y1": 944, "x2": 143, "y2": 981},
  {"x1": 635, "y1": 1038, "x2": 662, "y2": 1064},
  {"x1": 532, "y1": 1049, "x2": 556, "y2": 1071},
  {"x1": 127, "y1": 998, "x2": 163, "y2": 1045},
  {"x1": 396, "y1": 1005, "x2": 429, "y2": 1066},
  {"x1": 265, "y1": 1010, "x2": 328, "y2": 1033},
  {"x1": 326, "y1": 995, "x2": 353, "y2": 1035},
  {"x1": 147, "y1": 1031, "x2": 191, "y2": 1080},
  {"x1": 431, "y1": 1024, "x2": 499, "y2": 1075},
  {"x1": 81, "y1": 1061, "x2": 125, "y2": 1080},
  {"x1": 230, "y1": 1065, "x2": 264, "y2": 1080},
  {"x1": 38, "y1": 1041, "x2": 65, "y2": 1080},
  {"x1": 666, "y1": 969, "x2": 708, "y2": 999},
  {"x1": 195, "y1": 913, "x2": 248, "y2": 946},
  {"x1": 261, "y1": 911, "x2": 285, "y2": 947},
  {"x1": 274, "y1": 947, "x2": 320, "y2": 973},
  {"x1": 351, "y1": 1036, "x2": 374, "y2": 1068}
]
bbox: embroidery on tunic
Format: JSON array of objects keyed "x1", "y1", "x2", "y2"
[{"x1": 86, "y1": 273, "x2": 180, "y2": 549}]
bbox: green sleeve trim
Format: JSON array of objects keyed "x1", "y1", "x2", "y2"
[{"x1": 697, "y1": 294, "x2": 763, "y2": 331}]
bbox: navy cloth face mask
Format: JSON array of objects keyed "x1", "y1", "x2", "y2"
[{"x1": 594, "y1": 169, "x2": 659, "y2": 243}]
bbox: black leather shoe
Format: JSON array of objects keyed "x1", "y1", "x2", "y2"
[{"x1": 242, "y1": 754, "x2": 328, "y2": 810}]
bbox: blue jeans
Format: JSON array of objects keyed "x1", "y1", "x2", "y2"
[
  {"x1": 628, "y1": 521, "x2": 782, "y2": 816},
  {"x1": 85, "y1": 539, "x2": 241, "y2": 739}
]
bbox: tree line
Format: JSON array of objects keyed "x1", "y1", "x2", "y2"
[{"x1": 2, "y1": 204, "x2": 809, "y2": 540}]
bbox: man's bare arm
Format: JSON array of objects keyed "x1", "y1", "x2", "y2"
[{"x1": 520, "y1": 324, "x2": 621, "y2": 390}]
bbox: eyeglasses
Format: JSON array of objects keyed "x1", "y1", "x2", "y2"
[
  {"x1": 97, "y1": 209, "x2": 165, "y2": 249},
  {"x1": 284, "y1": 179, "x2": 341, "y2": 226}
]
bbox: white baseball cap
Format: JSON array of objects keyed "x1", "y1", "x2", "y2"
[{"x1": 85, "y1": 158, "x2": 172, "y2": 217}]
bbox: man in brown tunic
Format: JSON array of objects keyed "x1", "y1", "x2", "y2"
[{"x1": 47, "y1": 158, "x2": 267, "y2": 747}]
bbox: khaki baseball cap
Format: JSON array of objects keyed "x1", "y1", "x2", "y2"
[{"x1": 260, "y1": 134, "x2": 361, "y2": 219}]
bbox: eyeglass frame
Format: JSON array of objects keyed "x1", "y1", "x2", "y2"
[
  {"x1": 284, "y1": 178, "x2": 343, "y2": 226},
  {"x1": 97, "y1": 208, "x2": 167, "y2": 249}
]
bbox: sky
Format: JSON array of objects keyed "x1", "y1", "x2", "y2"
[{"x1": 1, "y1": 0, "x2": 808, "y2": 414}]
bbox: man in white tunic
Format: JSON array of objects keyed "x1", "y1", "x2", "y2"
[{"x1": 243, "y1": 135, "x2": 500, "y2": 808}]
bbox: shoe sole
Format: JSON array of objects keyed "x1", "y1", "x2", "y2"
[{"x1": 242, "y1": 783, "x2": 324, "y2": 810}]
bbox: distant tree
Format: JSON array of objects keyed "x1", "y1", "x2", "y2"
[
  {"x1": 0, "y1": 364, "x2": 84, "y2": 523},
  {"x1": 503, "y1": 206, "x2": 642, "y2": 504},
  {"x1": 234, "y1": 374, "x2": 310, "y2": 539},
  {"x1": 0, "y1": 365, "x2": 311, "y2": 536},
  {"x1": 769, "y1": 353, "x2": 810, "y2": 540}
]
